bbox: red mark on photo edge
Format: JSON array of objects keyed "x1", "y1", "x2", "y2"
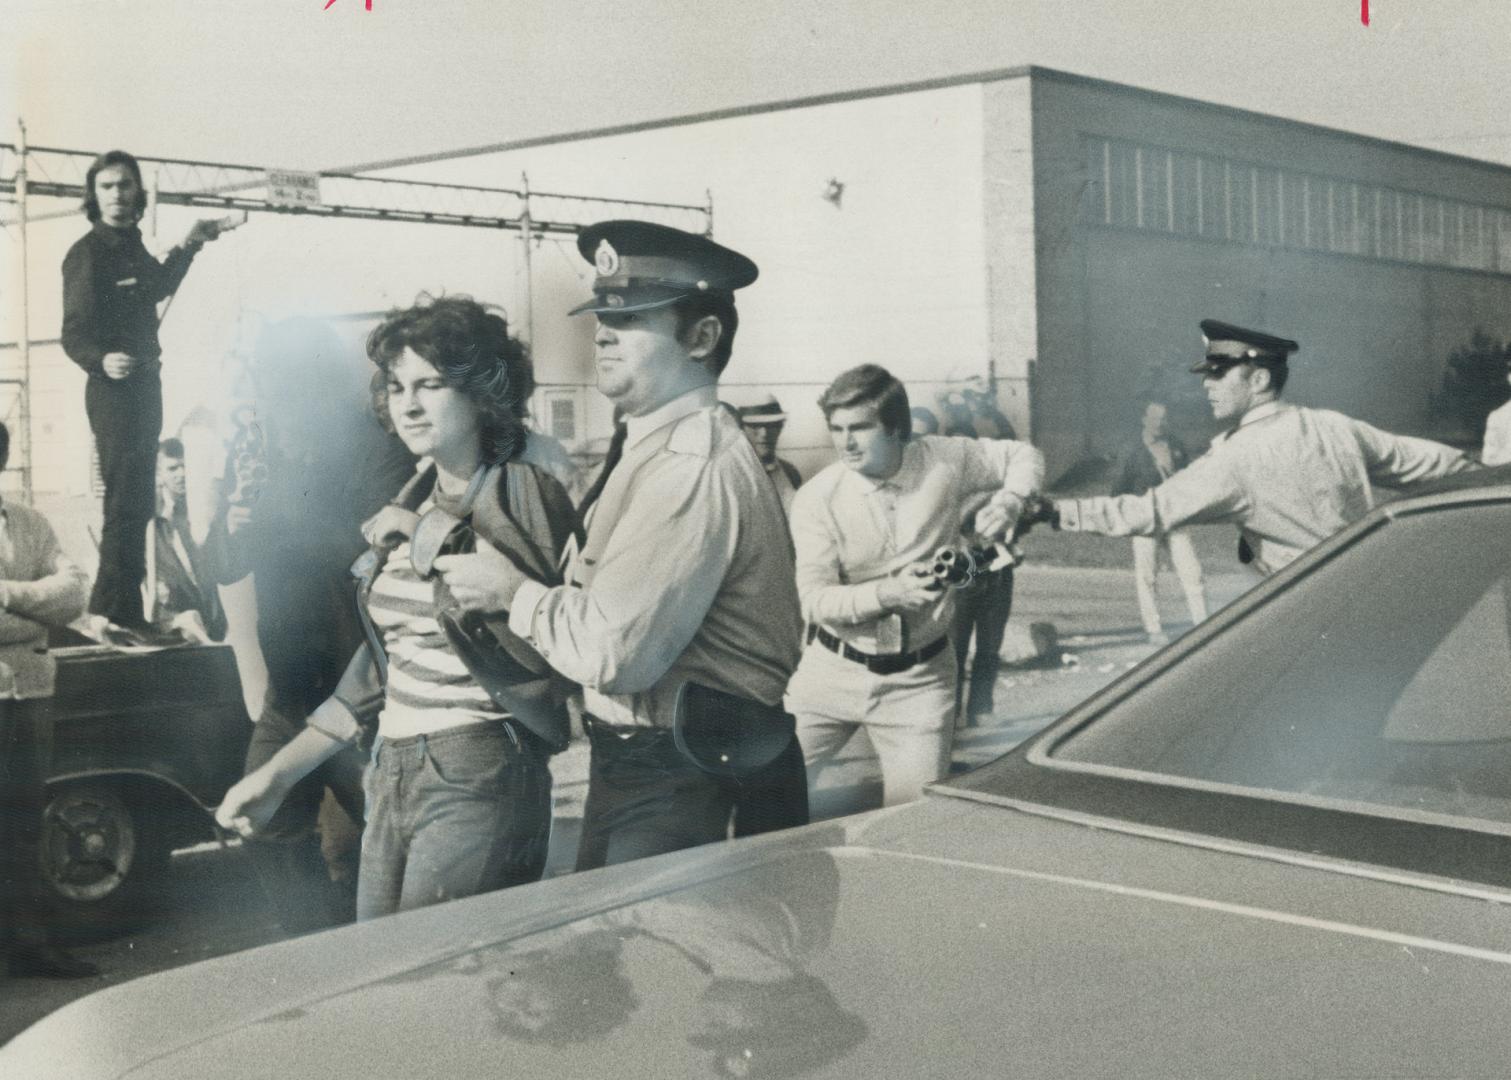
[
  {"x1": 1361, "y1": 0, "x2": 1369, "y2": 25},
  {"x1": 324, "y1": 0, "x2": 373, "y2": 8}
]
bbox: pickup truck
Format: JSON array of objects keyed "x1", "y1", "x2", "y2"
[{"x1": 39, "y1": 636, "x2": 251, "y2": 937}]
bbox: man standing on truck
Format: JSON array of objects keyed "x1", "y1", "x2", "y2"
[
  {"x1": 60, "y1": 150, "x2": 233, "y2": 638},
  {"x1": 0, "y1": 422, "x2": 97, "y2": 979}
]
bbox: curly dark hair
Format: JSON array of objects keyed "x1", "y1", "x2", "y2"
[
  {"x1": 367, "y1": 294, "x2": 533, "y2": 465},
  {"x1": 82, "y1": 150, "x2": 148, "y2": 224}
]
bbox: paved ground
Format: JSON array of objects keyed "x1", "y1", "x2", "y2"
[{"x1": 0, "y1": 558, "x2": 1256, "y2": 1045}]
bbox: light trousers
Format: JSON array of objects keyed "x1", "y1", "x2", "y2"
[
  {"x1": 790, "y1": 640, "x2": 955, "y2": 816},
  {"x1": 1131, "y1": 529, "x2": 1208, "y2": 637}
]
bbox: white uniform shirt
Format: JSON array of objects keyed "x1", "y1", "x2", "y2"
[
  {"x1": 1060, "y1": 401, "x2": 1473, "y2": 575},
  {"x1": 789, "y1": 434, "x2": 1044, "y2": 654},
  {"x1": 509, "y1": 386, "x2": 801, "y2": 729}
]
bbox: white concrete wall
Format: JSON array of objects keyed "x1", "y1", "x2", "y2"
[
  {"x1": 389, "y1": 83, "x2": 994, "y2": 477},
  {"x1": 982, "y1": 77, "x2": 1038, "y2": 440},
  {"x1": 4, "y1": 82, "x2": 996, "y2": 496}
]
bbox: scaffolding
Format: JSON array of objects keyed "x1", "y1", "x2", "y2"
[{"x1": 0, "y1": 137, "x2": 712, "y2": 499}]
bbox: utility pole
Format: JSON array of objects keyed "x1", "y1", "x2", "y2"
[
  {"x1": 519, "y1": 172, "x2": 535, "y2": 346},
  {"x1": 15, "y1": 118, "x2": 32, "y2": 502}
]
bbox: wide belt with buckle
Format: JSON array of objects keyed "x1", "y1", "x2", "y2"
[
  {"x1": 807, "y1": 625, "x2": 948, "y2": 675},
  {"x1": 581, "y1": 713, "x2": 668, "y2": 742}
]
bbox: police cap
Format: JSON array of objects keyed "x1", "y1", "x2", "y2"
[
  {"x1": 1191, "y1": 319, "x2": 1299, "y2": 375},
  {"x1": 568, "y1": 219, "x2": 759, "y2": 316}
]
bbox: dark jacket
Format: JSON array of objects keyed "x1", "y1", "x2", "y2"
[
  {"x1": 61, "y1": 223, "x2": 198, "y2": 381},
  {"x1": 146, "y1": 503, "x2": 228, "y2": 641},
  {"x1": 1112, "y1": 435, "x2": 1192, "y2": 497},
  {"x1": 337, "y1": 461, "x2": 578, "y2": 753}
]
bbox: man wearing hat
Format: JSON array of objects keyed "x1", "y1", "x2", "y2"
[
  {"x1": 435, "y1": 220, "x2": 808, "y2": 868},
  {"x1": 723, "y1": 389, "x2": 802, "y2": 517},
  {"x1": 1045, "y1": 320, "x2": 1473, "y2": 576}
]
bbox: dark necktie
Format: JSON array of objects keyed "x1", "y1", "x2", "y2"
[{"x1": 574, "y1": 420, "x2": 629, "y2": 537}]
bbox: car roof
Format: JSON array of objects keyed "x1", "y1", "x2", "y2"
[{"x1": 1382, "y1": 462, "x2": 1511, "y2": 507}]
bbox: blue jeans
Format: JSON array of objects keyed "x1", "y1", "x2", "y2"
[{"x1": 357, "y1": 721, "x2": 552, "y2": 921}]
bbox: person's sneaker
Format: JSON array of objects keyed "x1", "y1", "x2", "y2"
[{"x1": 8, "y1": 944, "x2": 99, "y2": 979}]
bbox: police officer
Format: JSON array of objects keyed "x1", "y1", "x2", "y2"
[
  {"x1": 1047, "y1": 320, "x2": 1474, "y2": 575},
  {"x1": 435, "y1": 220, "x2": 807, "y2": 868}
]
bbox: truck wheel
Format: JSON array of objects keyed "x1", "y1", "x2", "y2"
[{"x1": 38, "y1": 781, "x2": 170, "y2": 940}]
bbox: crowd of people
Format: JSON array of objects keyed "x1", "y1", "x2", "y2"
[{"x1": 2, "y1": 146, "x2": 1496, "y2": 981}]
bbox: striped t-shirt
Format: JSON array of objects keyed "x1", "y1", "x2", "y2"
[{"x1": 369, "y1": 532, "x2": 508, "y2": 739}]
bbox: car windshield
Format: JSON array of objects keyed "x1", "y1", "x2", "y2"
[{"x1": 1029, "y1": 498, "x2": 1511, "y2": 833}]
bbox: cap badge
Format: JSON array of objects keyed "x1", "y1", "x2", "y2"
[
  {"x1": 594, "y1": 239, "x2": 620, "y2": 277},
  {"x1": 603, "y1": 292, "x2": 625, "y2": 308}
]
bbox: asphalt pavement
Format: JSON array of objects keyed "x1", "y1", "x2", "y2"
[{"x1": 0, "y1": 558, "x2": 1256, "y2": 1046}]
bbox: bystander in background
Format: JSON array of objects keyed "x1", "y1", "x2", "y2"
[
  {"x1": 143, "y1": 438, "x2": 226, "y2": 644},
  {"x1": 1112, "y1": 400, "x2": 1208, "y2": 645},
  {"x1": 202, "y1": 318, "x2": 414, "y2": 931},
  {"x1": 1480, "y1": 364, "x2": 1511, "y2": 466},
  {"x1": 61, "y1": 150, "x2": 234, "y2": 638},
  {"x1": 724, "y1": 389, "x2": 802, "y2": 517},
  {"x1": 0, "y1": 422, "x2": 96, "y2": 979},
  {"x1": 938, "y1": 379, "x2": 1021, "y2": 726}
]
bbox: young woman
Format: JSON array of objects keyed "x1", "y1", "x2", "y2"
[{"x1": 216, "y1": 295, "x2": 575, "y2": 920}]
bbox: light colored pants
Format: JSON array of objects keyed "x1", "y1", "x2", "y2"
[
  {"x1": 1131, "y1": 529, "x2": 1208, "y2": 637},
  {"x1": 788, "y1": 639, "x2": 956, "y2": 815}
]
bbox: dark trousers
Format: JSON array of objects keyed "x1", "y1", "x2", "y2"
[
  {"x1": 86, "y1": 375, "x2": 163, "y2": 626},
  {"x1": 239, "y1": 700, "x2": 367, "y2": 934},
  {"x1": 951, "y1": 566, "x2": 1015, "y2": 720},
  {"x1": 575, "y1": 721, "x2": 808, "y2": 872},
  {"x1": 1, "y1": 698, "x2": 54, "y2": 956},
  {"x1": 732, "y1": 736, "x2": 809, "y2": 838}
]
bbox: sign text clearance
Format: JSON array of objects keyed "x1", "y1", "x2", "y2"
[{"x1": 265, "y1": 170, "x2": 323, "y2": 210}]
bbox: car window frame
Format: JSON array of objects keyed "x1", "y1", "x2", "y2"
[{"x1": 935, "y1": 484, "x2": 1511, "y2": 888}]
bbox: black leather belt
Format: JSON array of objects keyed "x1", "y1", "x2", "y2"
[
  {"x1": 581, "y1": 714, "x2": 669, "y2": 743},
  {"x1": 807, "y1": 625, "x2": 948, "y2": 675}
]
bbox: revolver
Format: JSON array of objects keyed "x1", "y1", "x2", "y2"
[{"x1": 930, "y1": 539, "x2": 1022, "y2": 589}]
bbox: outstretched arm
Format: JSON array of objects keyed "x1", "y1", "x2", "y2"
[
  {"x1": 1057, "y1": 452, "x2": 1247, "y2": 537},
  {"x1": 1353, "y1": 421, "x2": 1473, "y2": 488}
]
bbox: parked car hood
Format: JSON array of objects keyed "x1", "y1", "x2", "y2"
[{"x1": 10, "y1": 796, "x2": 1511, "y2": 1079}]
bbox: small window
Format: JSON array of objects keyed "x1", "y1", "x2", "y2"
[{"x1": 548, "y1": 397, "x2": 576, "y2": 441}]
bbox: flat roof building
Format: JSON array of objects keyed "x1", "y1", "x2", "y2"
[
  {"x1": 402, "y1": 65, "x2": 1511, "y2": 478},
  {"x1": 15, "y1": 66, "x2": 1511, "y2": 503}
]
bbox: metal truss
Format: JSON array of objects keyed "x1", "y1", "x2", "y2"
[
  {"x1": 0, "y1": 144, "x2": 710, "y2": 234},
  {"x1": 0, "y1": 139, "x2": 712, "y2": 500}
]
